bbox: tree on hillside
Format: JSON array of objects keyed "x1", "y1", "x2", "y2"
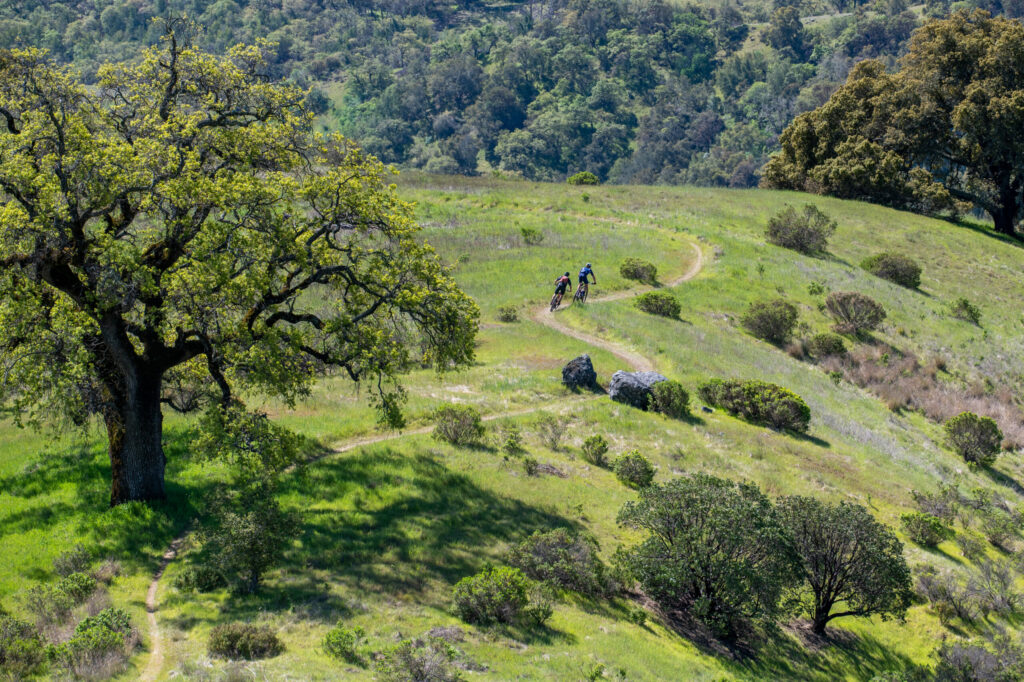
[
  {"x1": 777, "y1": 496, "x2": 913, "y2": 636},
  {"x1": 763, "y1": 11, "x2": 1024, "y2": 236},
  {"x1": 0, "y1": 33, "x2": 479, "y2": 505}
]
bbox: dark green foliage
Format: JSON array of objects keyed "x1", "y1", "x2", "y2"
[
  {"x1": 934, "y1": 634, "x2": 1024, "y2": 681},
  {"x1": 507, "y1": 529, "x2": 612, "y2": 598},
  {"x1": 432, "y1": 405, "x2": 486, "y2": 446},
  {"x1": 616, "y1": 474, "x2": 800, "y2": 638},
  {"x1": 52, "y1": 545, "x2": 91, "y2": 578},
  {"x1": 635, "y1": 291, "x2": 681, "y2": 318},
  {"x1": 520, "y1": 227, "x2": 544, "y2": 246},
  {"x1": 613, "y1": 451, "x2": 656, "y2": 489},
  {"x1": 208, "y1": 623, "x2": 283, "y2": 660},
  {"x1": 49, "y1": 608, "x2": 135, "y2": 678},
  {"x1": 900, "y1": 512, "x2": 950, "y2": 547},
  {"x1": 522, "y1": 456, "x2": 540, "y2": 477},
  {"x1": 0, "y1": 614, "x2": 45, "y2": 679},
  {"x1": 765, "y1": 205, "x2": 837, "y2": 254},
  {"x1": 451, "y1": 566, "x2": 551, "y2": 627},
  {"x1": 501, "y1": 425, "x2": 523, "y2": 456},
  {"x1": 581, "y1": 435, "x2": 610, "y2": 467},
  {"x1": 826, "y1": 291, "x2": 887, "y2": 335},
  {"x1": 567, "y1": 171, "x2": 599, "y2": 185},
  {"x1": 741, "y1": 299, "x2": 798, "y2": 344},
  {"x1": 376, "y1": 637, "x2": 463, "y2": 682},
  {"x1": 25, "y1": 573, "x2": 98, "y2": 626},
  {"x1": 619, "y1": 258, "x2": 658, "y2": 284},
  {"x1": 197, "y1": 484, "x2": 298, "y2": 594},
  {"x1": 172, "y1": 565, "x2": 228, "y2": 593},
  {"x1": 627, "y1": 607, "x2": 648, "y2": 627},
  {"x1": 322, "y1": 623, "x2": 365, "y2": 664},
  {"x1": 861, "y1": 253, "x2": 922, "y2": 288},
  {"x1": 944, "y1": 412, "x2": 1003, "y2": 467},
  {"x1": 807, "y1": 332, "x2": 847, "y2": 358},
  {"x1": 647, "y1": 380, "x2": 690, "y2": 418},
  {"x1": 698, "y1": 378, "x2": 811, "y2": 432},
  {"x1": 496, "y1": 306, "x2": 519, "y2": 323},
  {"x1": 777, "y1": 496, "x2": 912, "y2": 635},
  {"x1": 950, "y1": 297, "x2": 982, "y2": 325}
]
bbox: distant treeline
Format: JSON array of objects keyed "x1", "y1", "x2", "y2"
[{"x1": 2, "y1": 0, "x2": 1020, "y2": 185}]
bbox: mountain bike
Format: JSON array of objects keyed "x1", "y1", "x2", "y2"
[
  {"x1": 550, "y1": 290, "x2": 565, "y2": 311},
  {"x1": 573, "y1": 281, "x2": 591, "y2": 304}
]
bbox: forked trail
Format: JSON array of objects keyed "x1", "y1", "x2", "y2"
[{"x1": 139, "y1": 234, "x2": 705, "y2": 680}]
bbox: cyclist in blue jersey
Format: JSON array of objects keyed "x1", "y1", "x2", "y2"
[{"x1": 575, "y1": 263, "x2": 596, "y2": 302}]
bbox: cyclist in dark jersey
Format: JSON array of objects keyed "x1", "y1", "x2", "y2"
[
  {"x1": 551, "y1": 272, "x2": 572, "y2": 311},
  {"x1": 577, "y1": 263, "x2": 596, "y2": 298}
]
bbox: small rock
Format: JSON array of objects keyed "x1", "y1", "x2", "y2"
[
  {"x1": 562, "y1": 354, "x2": 598, "y2": 390},
  {"x1": 609, "y1": 370, "x2": 667, "y2": 409}
]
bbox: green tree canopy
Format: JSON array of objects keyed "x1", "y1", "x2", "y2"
[
  {"x1": 777, "y1": 496, "x2": 913, "y2": 635},
  {"x1": 763, "y1": 10, "x2": 1024, "y2": 236},
  {"x1": 0, "y1": 32, "x2": 479, "y2": 505}
]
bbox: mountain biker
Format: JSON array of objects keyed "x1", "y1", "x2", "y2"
[
  {"x1": 577, "y1": 263, "x2": 596, "y2": 297},
  {"x1": 552, "y1": 271, "x2": 572, "y2": 309}
]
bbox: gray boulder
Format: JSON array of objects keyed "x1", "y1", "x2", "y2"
[
  {"x1": 609, "y1": 370, "x2": 667, "y2": 409},
  {"x1": 562, "y1": 354, "x2": 598, "y2": 390}
]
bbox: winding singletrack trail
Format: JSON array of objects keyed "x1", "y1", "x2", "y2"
[
  {"x1": 531, "y1": 241, "x2": 704, "y2": 372},
  {"x1": 139, "y1": 236, "x2": 705, "y2": 680}
]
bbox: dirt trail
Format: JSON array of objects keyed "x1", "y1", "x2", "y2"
[
  {"x1": 530, "y1": 241, "x2": 704, "y2": 373},
  {"x1": 139, "y1": 237, "x2": 705, "y2": 681}
]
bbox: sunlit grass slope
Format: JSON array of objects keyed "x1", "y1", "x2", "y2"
[{"x1": 3, "y1": 174, "x2": 1024, "y2": 680}]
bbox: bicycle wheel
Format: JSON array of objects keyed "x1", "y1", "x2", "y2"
[
  {"x1": 580, "y1": 286, "x2": 588, "y2": 303},
  {"x1": 550, "y1": 294, "x2": 559, "y2": 311}
]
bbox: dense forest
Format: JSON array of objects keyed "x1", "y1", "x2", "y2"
[{"x1": 1, "y1": 0, "x2": 1020, "y2": 185}]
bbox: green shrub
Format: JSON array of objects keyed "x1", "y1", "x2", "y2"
[
  {"x1": 173, "y1": 564, "x2": 227, "y2": 593},
  {"x1": 950, "y1": 297, "x2": 981, "y2": 325},
  {"x1": 535, "y1": 414, "x2": 563, "y2": 450},
  {"x1": 322, "y1": 622, "x2": 365, "y2": 663},
  {"x1": 432, "y1": 405, "x2": 485, "y2": 446},
  {"x1": 613, "y1": 451, "x2": 655, "y2": 489},
  {"x1": 627, "y1": 607, "x2": 648, "y2": 627},
  {"x1": 496, "y1": 305, "x2": 519, "y2": 323},
  {"x1": 900, "y1": 512, "x2": 949, "y2": 548},
  {"x1": 49, "y1": 608, "x2": 135, "y2": 679},
  {"x1": 861, "y1": 252, "x2": 922, "y2": 288},
  {"x1": 944, "y1": 412, "x2": 1003, "y2": 467},
  {"x1": 807, "y1": 332, "x2": 847, "y2": 358},
  {"x1": 826, "y1": 291, "x2": 886, "y2": 335},
  {"x1": 522, "y1": 456, "x2": 539, "y2": 476},
  {"x1": 0, "y1": 615, "x2": 45, "y2": 679},
  {"x1": 25, "y1": 573, "x2": 98, "y2": 626},
  {"x1": 581, "y1": 434, "x2": 609, "y2": 467},
  {"x1": 807, "y1": 281, "x2": 826, "y2": 296},
  {"x1": 698, "y1": 378, "x2": 811, "y2": 432},
  {"x1": 507, "y1": 529, "x2": 612, "y2": 597},
  {"x1": 53, "y1": 545, "x2": 92, "y2": 578},
  {"x1": 647, "y1": 380, "x2": 689, "y2": 418},
  {"x1": 765, "y1": 204, "x2": 837, "y2": 254},
  {"x1": 375, "y1": 637, "x2": 463, "y2": 682},
  {"x1": 635, "y1": 291, "x2": 681, "y2": 318},
  {"x1": 619, "y1": 257, "x2": 657, "y2": 283},
  {"x1": 741, "y1": 299, "x2": 798, "y2": 344},
  {"x1": 501, "y1": 425, "x2": 523, "y2": 455},
  {"x1": 567, "y1": 171, "x2": 599, "y2": 185},
  {"x1": 451, "y1": 566, "x2": 551, "y2": 627},
  {"x1": 58, "y1": 573, "x2": 97, "y2": 604},
  {"x1": 520, "y1": 227, "x2": 544, "y2": 246},
  {"x1": 208, "y1": 623, "x2": 283, "y2": 660}
]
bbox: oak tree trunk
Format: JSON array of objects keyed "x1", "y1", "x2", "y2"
[
  {"x1": 105, "y1": 371, "x2": 166, "y2": 506},
  {"x1": 992, "y1": 181, "x2": 1021, "y2": 236}
]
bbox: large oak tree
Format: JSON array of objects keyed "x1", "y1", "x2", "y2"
[
  {"x1": 0, "y1": 33, "x2": 479, "y2": 505},
  {"x1": 763, "y1": 11, "x2": 1024, "y2": 236}
]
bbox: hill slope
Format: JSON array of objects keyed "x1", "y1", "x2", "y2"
[{"x1": 3, "y1": 176, "x2": 1024, "y2": 679}]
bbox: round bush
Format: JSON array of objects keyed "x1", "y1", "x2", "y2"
[
  {"x1": 619, "y1": 258, "x2": 657, "y2": 283},
  {"x1": 173, "y1": 564, "x2": 227, "y2": 593},
  {"x1": 900, "y1": 512, "x2": 949, "y2": 548},
  {"x1": 507, "y1": 529, "x2": 612, "y2": 597},
  {"x1": 740, "y1": 299, "x2": 798, "y2": 344},
  {"x1": 322, "y1": 623, "x2": 365, "y2": 663},
  {"x1": 698, "y1": 378, "x2": 811, "y2": 433},
  {"x1": 944, "y1": 412, "x2": 1002, "y2": 467},
  {"x1": 452, "y1": 566, "x2": 551, "y2": 626},
  {"x1": 806, "y1": 332, "x2": 847, "y2": 358},
  {"x1": 950, "y1": 297, "x2": 981, "y2": 325},
  {"x1": 825, "y1": 291, "x2": 886, "y2": 335},
  {"x1": 765, "y1": 204, "x2": 837, "y2": 254},
  {"x1": 647, "y1": 380, "x2": 690, "y2": 418},
  {"x1": 581, "y1": 434, "x2": 609, "y2": 467},
  {"x1": 613, "y1": 451, "x2": 655, "y2": 489},
  {"x1": 0, "y1": 615, "x2": 45, "y2": 679},
  {"x1": 208, "y1": 623, "x2": 283, "y2": 660},
  {"x1": 496, "y1": 305, "x2": 519, "y2": 323},
  {"x1": 432, "y1": 405, "x2": 485, "y2": 446},
  {"x1": 861, "y1": 252, "x2": 921, "y2": 288},
  {"x1": 567, "y1": 171, "x2": 599, "y2": 185},
  {"x1": 635, "y1": 291, "x2": 681, "y2": 318}
]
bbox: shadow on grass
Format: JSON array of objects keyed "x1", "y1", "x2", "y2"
[{"x1": 982, "y1": 467, "x2": 1024, "y2": 497}]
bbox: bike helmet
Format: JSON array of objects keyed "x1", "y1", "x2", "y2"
[
  {"x1": 565, "y1": 271, "x2": 570, "y2": 276},
  {"x1": 586, "y1": 263, "x2": 591, "y2": 267}
]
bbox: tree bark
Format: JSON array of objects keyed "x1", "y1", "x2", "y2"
[
  {"x1": 105, "y1": 370, "x2": 166, "y2": 506},
  {"x1": 991, "y1": 180, "x2": 1021, "y2": 236}
]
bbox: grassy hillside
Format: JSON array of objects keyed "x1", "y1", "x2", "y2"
[{"x1": 4, "y1": 175, "x2": 1024, "y2": 680}]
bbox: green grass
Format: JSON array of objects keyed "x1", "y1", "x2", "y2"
[{"x1": 4, "y1": 174, "x2": 1024, "y2": 679}]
